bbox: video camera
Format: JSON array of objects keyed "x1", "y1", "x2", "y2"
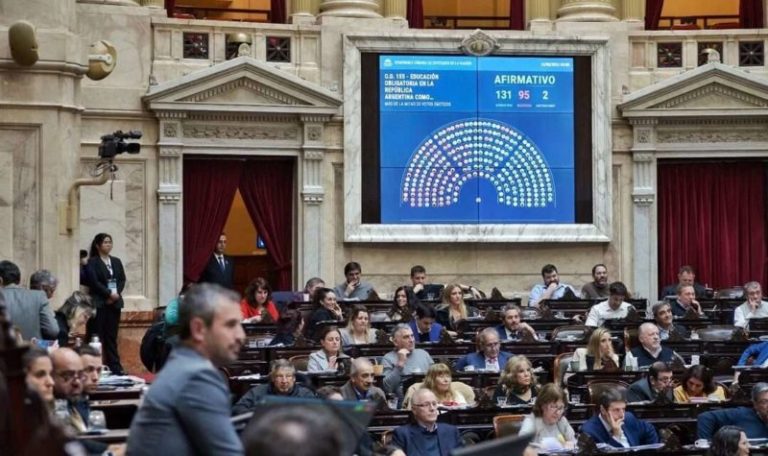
[{"x1": 98, "y1": 130, "x2": 142, "y2": 159}]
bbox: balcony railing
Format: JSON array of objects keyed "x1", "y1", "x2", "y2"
[
  {"x1": 171, "y1": 5, "x2": 271, "y2": 22},
  {"x1": 423, "y1": 15, "x2": 512, "y2": 30},
  {"x1": 658, "y1": 15, "x2": 741, "y2": 30}
]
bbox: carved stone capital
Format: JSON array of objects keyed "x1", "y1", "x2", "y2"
[
  {"x1": 158, "y1": 188, "x2": 181, "y2": 203},
  {"x1": 632, "y1": 194, "x2": 655, "y2": 206},
  {"x1": 632, "y1": 152, "x2": 654, "y2": 163},
  {"x1": 159, "y1": 147, "x2": 182, "y2": 158},
  {"x1": 302, "y1": 191, "x2": 324, "y2": 204},
  {"x1": 163, "y1": 122, "x2": 179, "y2": 138},
  {"x1": 305, "y1": 125, "x2": 323, "y2": 142},
  {"x1": 304, "y1": 149, "x2": 325, "y2": 160},
  {"x1": 635, "y1": 127, "x2": 652, "y2": 144}
]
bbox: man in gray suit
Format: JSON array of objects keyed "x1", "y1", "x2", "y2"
[
  {"x1": 127, "y1": 283, "x2": 245, "y2": 456},
  {"x1": 340, "y1": 357, "x2": 387, "y2": 410},
  {"x1": 627, "y1": 361, "x2": 674, "y2": 403},
  {"x1": 0, "y1": 261, "x2": 58, "y2": 340}
]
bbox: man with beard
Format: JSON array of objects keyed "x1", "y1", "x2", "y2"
[{"x1": 581, "y1": 264, "x2": 610, "y2": 299}]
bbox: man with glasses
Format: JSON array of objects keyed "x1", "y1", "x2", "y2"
[
  {"x1": 698, "y1": 382, "x2": 768, "y2": 440},
  {"x1": 455, "y1": 327, "x2": 513, "y2": 372},
  {"x1": 392, "y1": 388, "x2": 462, "y2": 456},
  {"x1": 232, "y1": 359, "x2": 316, "y2": 415},
  {"x1": 626, "y1": 361, "x2": 674, "y2": 402}
]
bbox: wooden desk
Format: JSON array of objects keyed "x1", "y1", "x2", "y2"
[
  {"x1": 77, "y1": 428, "x2": 129, "y2": 444},
  {"x1": 89, "y1": 385, "x2": 143, "y2": 401},
  {"x1": 90, "y1": 399, "x2": 139, "y2": 429}
]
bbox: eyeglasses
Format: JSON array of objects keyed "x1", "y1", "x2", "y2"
[
  {"x1": 412, "y1": 401, "x2": 439, "y2": 409},
  {"x1": 56, "y1": 370, "x2": 86, "y2": 382},
  {"x1": 546, "y1": 404, "x2": 566, "y2": 412}
]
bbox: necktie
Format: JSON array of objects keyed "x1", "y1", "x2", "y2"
[{"x1": 218, "y1": 255, "x2": 226, "y2": 271}]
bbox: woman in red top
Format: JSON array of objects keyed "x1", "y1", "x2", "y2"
[{"x1": 240, "y1": 277, "x2": 279, "y2": 323}]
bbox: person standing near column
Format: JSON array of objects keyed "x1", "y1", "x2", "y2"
[
  {"x1": 198, "y1": 233, "x2": 235, "y2": 290},
  {"x1": 86, "y1": 233, "x2": 126, "y2": 375}
]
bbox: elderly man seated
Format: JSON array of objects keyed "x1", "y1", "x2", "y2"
[
  {"x1": 734, "y1": 281, "x2": 768, "y2": 328},
  {"x1": 584, "y1": 282, "x2": 635, "y2": 327},
  {"x1": 581, "y1": 388, "x2": 659, "y2": 448},
  {"x1": 392, "y1": 388, "x2": 463, "y2": 456},
  {"x1": 233, "y1": 359, "x2": 316, "y2": 415},
  {"x1": 652, "y1": 302, "x2": 690, "y2": 340},
  {"x1": 697, "y1": 382, "x2": 768, "y2": 440},
  {"x1": 455, "y1": 327, "x2": 513, "y2": 372},
  {"x1": 626, "y1": 361, "x2": 674, "y2": 403},
  {"x1": 382, "y1": 324, "x2": 434, "y2": 401},
  {"x1": 626, "y1": 323, "x2": 681, "y2": 369},
  {"x1": 340, "y1": 357, "x2": 386, "y2": 409}
]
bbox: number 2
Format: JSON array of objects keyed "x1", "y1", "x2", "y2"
[{"x1": 542, "y1": 90, "x2": 549, "y2": 100}]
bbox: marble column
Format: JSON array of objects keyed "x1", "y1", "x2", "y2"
[
  {"x1": 299, "y1": 116, "x2": 327, "y2": 284},
  {"x1": 528, "y1": 0, "x2": 552, "y2": 21},
  {"x1": 622, "y1": 0, "x2": 644, "y2": 22},
  {"x1": 629, "y1": 120, "x2": 658, "y2": 302},
  {"x1": 140, "y1": 0, "x2": 164, "y2": 7},
  {"x1": 557, "y1": 0, "x2": 618, "y2": 21},
  {"x1": 157, "y1": 118, "x2": 184, "y2": 307},
  {"x1": 319, "y1": 0, "x2": 381, "y2": 17},
  {"x1": 292, "y1": 0, "x2": 316, "y2": 23},
  {"x1": 382, "y1": 0, "x2": 406, "y2": 20}
]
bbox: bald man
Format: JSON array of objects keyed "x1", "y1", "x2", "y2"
[
  {"x1": 392, "y1": 389, "x2": 463, "y2": 456},
  {"x1": 627, "y1": 323, "x2": 679, "y2": 369},
  {"x1": 340, "y1": 358, "x2": 386, "y2": 410}
]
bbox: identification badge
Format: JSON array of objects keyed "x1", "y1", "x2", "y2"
[{"x1": 107, "y1": 279, "x2": 118, "y2": 294}]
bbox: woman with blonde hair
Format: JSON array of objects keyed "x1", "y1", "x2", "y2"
[
  {"x1": 436, "y1": 284, "x2": 479, "y2": 331},
  {"x1": 571, "y1": 327, "x2": 620, "y2": 371},
  {"x1": 520, "y1": 383, "x2": 576, "y2": 450},
  {"x1": 339, "y1": 305, "x2": 378, "y2": 347},
  {"x1": 493, "y1": 355, "x2": 539, "y2": 405},
  {"x1": 402, "y1": 363, "x2": 475, "y2": 408}
]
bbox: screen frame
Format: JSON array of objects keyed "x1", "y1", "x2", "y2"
[{"x1": 343, "y1": 32, "x2": 613, "y2": 242}]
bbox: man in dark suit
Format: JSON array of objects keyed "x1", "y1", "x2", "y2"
[
  {"x1": 697, "y1": 382, "x2": 768, "y2": 440},
  {"x1": 455, "y1": 327, "x2": 513, "y2": 372},
  {"x1": 659, "y1": 265, "x2": 708, "y2": 300},
  {"x1": 627, "y1": 323, "x2": 681, "y2": 369},
  {"x1": 198, "y1": 233, "x2": 234, "y2": 289},
  {"x1": 0, "y1": 260, "x2": 58, "y2": 340},
  {"x1": 392, "y1": 388, "x2": 463, "y2": 456},
  {"x1": 340, "y1": 357, "x2": 386, "y2": 410},
  {"x1": 626, "y1": 361, "x2": 674, "y2": 402},
  {"x1": 127, "y1": 284, "x2": 245, "y2": 455},
  {"x1": 581, "y1": 388, "x2": 659, "y2": 448}
]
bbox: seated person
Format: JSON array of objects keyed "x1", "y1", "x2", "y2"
[
  {"x1": 408, "y1": 303, "x2": 444, "y2": 343},
  {"x1": 652, "y1": 301, "x2": 690, "y2": 340},
  {"x1": 408, "y1": 265, "x2": 445, "y2": 301},
  {"x1": 669, "y1": 284, "x2": 705, "y2": 317},
  {"x1": 626, "y1": 323, "x2": 681, "y2": 369},
  {"x1": 391, "y1": 388, "x2": 463, "y2": 456},
  {"x1": 382, "y1": 324, "x2": 434, "y2": 398},
  {"x1": 697, "y1": 382, "x2": 768, "y2": 440},
  {"x1": 626, "y1": 361, "x2": 674, "y2": 402},
  {"x1": 269, "y1": 306, "x2": 305, "y2": 347},
  {"x1": 520, "y1": 383, "x2": 576, "y2": 450},
  {"x1": 339, "y1": 357, "x2": 386, "y2": 409},
  {"x1": 674, "y1": 365, "x2": 726, "y2": 403},
  {"x1": 734, "y1": 281, "x2": 768, "y2": 328},
  {"x1": 339, "y1": 305, "x2": 378, "y2": 347},
  {"x1": 737, "y1": 340, "x2": 768, "y2": 367},
  {"x1": 233, "y1": 359, "x2": 316, "y2": 415},
  {"x1": 436, "y1": 284, "x2": 479, "y2": 332},
  {"x1": 302, "y1": 277, "x2": 325, "y2": 301},
  {"x1": 402, "y1": 363, "x2": 475, "y2": 409},
  {"x1": 240, "y1": 277, "x2": 279, "y2": 323},
  {"x1": 387, "y1": 286, "x2": 414, "y2": 322},
  {"x1": 308, "y1": 326, "x2": 351, "y2": 373},
  {"x1": 659, "y1": 265, "x2": 708, "y2": 300},
  {"x1": 585, "y1": 281, "x2": 636, "y2": 327},
  {"x1": 581, "y1": 388, "x2": 659, "y2": 448},
  {"x1": 316, "y1": 385, "x2": 344, "y2": 401},
  {"x1": 580, "y1": 264, "x2": 610, "y2": 299},
  {"x1": 709, "y1": 426, "x2": 750, "y2": 456},
  {"x1": 53, "y1": 291, "x2": 94, "y2": 347},
  {"x1": 333, "y1": 262, "x2": 376, "y2": 301},
  {"x1": 455, "y1": 327, "x2": 513, "y2": 372},
  {"x1": 571, "y1": 327, "x2": 620, "y2": 371},
  {"x1": 77, "y1": 345, "x2": 103, "y2": 396},
  {"x1": 306, "y1": 288, "x2": 344, "y2": 341},
  {"x1": 493, "y1": 355, "x2": 539, "y2": 405},
  {"x1": 529, "y1": 264, "x2": 577, "y2": 307},
  {"x1": 23, "y1": 347, "x2": 55, "y2": 410},
  {"x1": 495, "y1": 304, "x2": 538, "y2": 341}
]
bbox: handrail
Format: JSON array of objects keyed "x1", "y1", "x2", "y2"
[
  {"x1": 423, "y1": 15, "x2": 511, "y2": 30},
  {"x1": 172, "y1": 5, "x2": 271, "y2": 21}
]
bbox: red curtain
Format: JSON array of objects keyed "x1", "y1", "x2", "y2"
[
  {"x1": 509, "y1": 0, "x2": 525, "y2": 30},
  {"x1": 658, "y1": 162, "x2": 767, "y2": 291},
  {"x1": 740, "y1": 0, "x2": 765, "y2": 28},
  {"x1": 238, "y1": 160, "x2": 294, "y2": 291},
  {"x1": 271, "y1": 0, "x2": 286, "y2": 23},
  {"x1": 407, "y1": 0, "x2": 424, "y2": 28},
  {"x1": 645, "y1": 0, "x2": 664, "y2": 30},
  {"x1": 183, "y1": 159, "x2": 243, "y2": 283}
]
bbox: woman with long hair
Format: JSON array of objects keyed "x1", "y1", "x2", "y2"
[
  {"x1": 674, "y1": 365, "x2": 727, "y2": 402},
  {"x1": 708, "y1": 426, "x2": 749, "y2": 456},
  {"x1": 308, "y1": 326, "x2": 350, "y2": 373},
  {"x1": 494, "y1": 355, "x2": 539, "y2": 405},
  {"x1": 436, "y1": 284, "x2": 478, "y2": 331},
  {"x1": 387, "y1": 286, "x2": 414, "y2": 322},
  {"x1": 269, "y1": 305, "x2": 304, "y2": 347},
  {"x1": 571, "y1": 328, "x2": 620, "y2": 371},
  {"x1": 241, "y1": 277, "x2": 279, "y2": 323},
  {"x1": 520, "y1": 383, "x2": 576, "y2": 449},
  {"x1": 340, "y1": 305, "x2": 378, "y2": 347},
  {"x1": 23, "y1": 347, "x2": 55, "y2": 411},
  {"x1": 307, "y1": 288, "x2": 344, "y2": 341},
  {"x1": 85, "y1": 232, "x2": 126, "y2": 375}
]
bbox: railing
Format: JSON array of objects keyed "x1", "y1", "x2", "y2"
[
  {"x1": 423, "y1": 15, "x2": 511, "y2": 30},
  {"x1": 658, "y1": 15, "x2": 741, "y2": 30},
  {"x1": 171, "y1": 5, "x2": 271, "y2": 22}
]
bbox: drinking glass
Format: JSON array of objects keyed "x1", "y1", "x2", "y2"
[
  {"x1": 496, "y1": 397, "x2": 508, "y2": 408},
  {"x1": 88, "y1": 410, "x2": 107, "y2": 431}
]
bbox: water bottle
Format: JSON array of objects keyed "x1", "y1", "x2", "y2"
[{"x1": 89, "y1": 336, "x2": 102, "y2": 354}]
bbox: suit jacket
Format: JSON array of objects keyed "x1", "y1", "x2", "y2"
[
  {"x1": 126, "y1": 346, "x2": 243, "y2": 456},
  {"x1": 340, "y1": 381, "x2": 386, "y2": 410},
  {"x1": 409, "y1": 320, "x2": 444, "y2": 343},
  {"x1": 232, "y1": 382, "x2": 317, "y2": 415},
  {"x1": 198, "y1": 254, "x2": 234, "y2": 290},
  {"x1": 454, "y1": 351, "x2": 513, "y2": 372},
  {"x1": 86, "y1": 256, "x2": 126, "y2": 309},
  {"x1": 2, "y1": 285, "x2": 58, "y2": 340},
  {"x1": 626, "y1": 377, "x2": 673, "y2": 403},
  {"x1": 392, "y1": 422, "x2": 462, "y2": 456},
  {"x1": 697, "y1": 406, "x2": 768, "y2": 440},
  {"x1": 580, "y1": 412, "x2": 659, "y2": 447}
]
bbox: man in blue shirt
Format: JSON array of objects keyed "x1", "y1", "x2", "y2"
[
  {"x1": 581, "y1": 388, "x2": 659, "y2": 448},
  {"x1": 529, "y1": 264, "x2": 577, "y2": 307},
  {"x1": 697, "y1": 382, "x2": 768, "y2": 440},
  {"x1": 738, "y1": 341, "x2": 768, "y2": 367},
  {"x1": 392, "y1": 388, "x2": 462, "y2": 456}
]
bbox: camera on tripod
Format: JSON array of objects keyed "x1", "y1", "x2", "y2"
[{"x1": 98, "y1": 130, "x2": 142, "y2": 159}]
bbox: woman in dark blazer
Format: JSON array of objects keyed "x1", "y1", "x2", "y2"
[{"x1": 86, "y1": 233, "x2": 127, "y2": 375}]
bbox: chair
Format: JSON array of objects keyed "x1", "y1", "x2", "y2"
[
  {"x1": 493, "y1": 414, "x2": 525, "y2": 438},
  {"x1": 288, "y1": 354, "x2": 309, "y2": 372},
  {"x1": 586, "y1": 379, "x2": 629, "y2": 404},
  {"x1": 714, "y1": 287, "x2": 744, "y2": 299},
  {"x1": 553, "y1": 352, "x2": 575, "y2": 387},
  {"x1": 551, "y1": 325, "x2": 590, "y2": 342}
]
